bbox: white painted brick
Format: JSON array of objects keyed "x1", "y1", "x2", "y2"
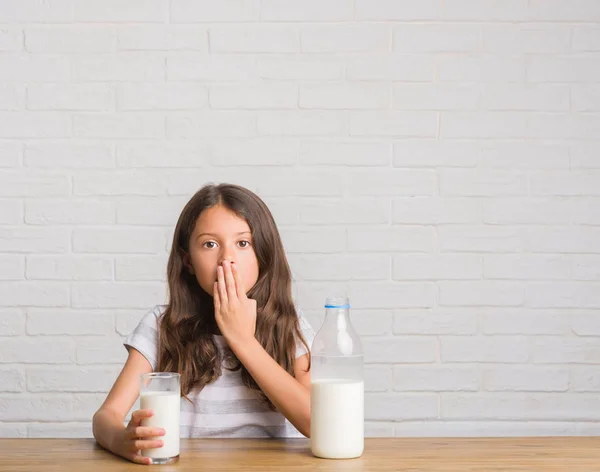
[
  {"x1": 528, "y1": 283, "x2": 600, "y2": 309},
  {"x1": 350, "y1": 111, "x2": 437, "y2": 138},
  {"x1": 577, "y1": 423, "x2": 600, "y2": 435},
  {"x1": 168, "y1": 112, "x2": 255, "y2": 138},
  {"x1": 25, "y1": 26, "x2": 115, "y2": 53},
  {"x1": 289, "y1": 254, "x2": 389, "y2": 281},
  {"x1": 0, "y1": 228, "x2": 68, "y2": 253},
  {"x1": 483, "y1": 25, "x2": 570, "y2": 54},
  {"x1": 480, "y1": 142, "x2": 569, "y2": 169},
  {"x1": 0, "y1": 0, "x2": 73, "y2": 22},
  {"x1": 394, "y1": 421, "x2": 577, "y2": 437},
  {"x1": 26, "y1": 256, "x2": 112, "y2": 281},
  {"x1": 117, "y1": 141, "x2": 207, "y2": 168},
  {"x1": 300, "y1": 140, "x2": 389, "y2": 167},
  {"x1": 115, "y1": 309, "x2": 148, "y2": 336},
  {"x1": 0, "y1": 113, "x2": 70, "y2": 138},
  {"x1": 212, "y1": 139, "x2": 298, "y2": 167},
  {"x1": 394, "y1": 366, "x2": 479, "y2": 392},
  {"x1": 442, "y1": 393, "x2": 600, "y2": 420},
  {"x1": 394, "y1": 310, "x2": 478, "y2": 335},
  {"x1": 366, "y1": 394, "x2": 438, "y2": 420},
  {"x1": 301, "y1": 25, "x2": 390, "y2": 53},
  {"x1": 365, "y1": 422, "x2": 394, "y2": 438},
  {"x1": 0, "y1": 310, "x2": 25, "y2": 336},
  {"x1": 25, "y1": 199, "x2": 115, "y2": 225},
  {"x1": 528, "y1": 55, "x2": 600, "y2": 83},
  {"x1": 77, "y1": 336, "x2": 127, "y2": 364},
  {"x1": 441, "y1": 112, "x2": 527, "y2": 139},
  {"x1": 171, "y1": 0, "x2": 259, "y2": 22},
  {"x1": 393, "y1": 198, "x2": 480, "y2": 224},
  {"x1": 168, "y1": 54, "x2": 258, "y2": 81},
  {"x1": 300, "y1": 84, "x2": 389, "y2": 110},
  {"x1": 442, "y1": 0, "x2": 528, "y2": 21},
  {"x1": 280, "y1": 227, "x2": 345, "y2": 254},
  {"x1": 257, "y1": 169, "x2": 344, "y2": 197},
  {"x1": 74, "y1": 113, "x2": 164, "y2": 139},
  {"x1": 570, "y1": 313, "x2": 600, "y2": 336},
  {"x1": 570, "y1": 142, "x2": 600, "y2": 169},
  {"x1": 0, "y1": 394, "x2": 104, "y2": 422},
  {"x1": 349, "y1": 282, "x2": 436, "y2": 309},
  {"x1": 258, "y1": 56, "x2": 343, "y2": 81},
  {"x1": 72, "y1": 54, "x2": 164, "y2": 82},
  {"x1": 483, "y1": 199, "x2": 571, "y2": 225},
  {"x1": 116, "y1": 198, "x2": 185, "y2": 226},
  {"x1": 481, "y1": 84, "x2": 569, "y2": 112},
  {"x1": 0, "y1": 141, "x2": 21, "y2": 167},
  {"x1": 0, "y1": 255, "x2": 23, "y2": 280},
  {"x1": 118, "y1": 83, "x2": 207, "y2": 111},
  {"x1": 0, "y1": 28, "x2": 22, "y2": 52},
  {"x1": 346, "y1": 54, "x2": 435, "y2": 82},
  {"x1": 27, "y1": 422, "x2": 93, "y2": 438},
  {"x1": 441, "y1": 336, "x2": 529, "y2": 363},
  {"x1": 73, "y1": 170, "x2": 166, "y2": 196},
  {"x1": 0, "y1": 338, "x2": 75, "y2": 363},
  {"x1": 27, "y1": 84, "x2": 112, "y2": 111},
  {"x1": 573, "y1": 255, "x2": 600, "y2": 281},
  {"x1": 72, "y1": 283, "x2": 166, "y2": 309},
  {"x1": 527, "y1": 227, "x2": 600, "y2": 254},
  {"x1": 27, "y1": 366, "x2": 120, "y2": 393},
  {"x1": 573, "y1": 27, "x2": 600, "y2": 52},
  {"x1": 439, "y1": 226, "x2": 525, "y2": 253},
  {"x1": 211, "y1": 84, "x2": 297, "y2": 110},
  {"x1": 528, "y1": 0, "x2": 600, "y2": 21},
  {"x1": 0, "y1": 84, "x2": 24, "y2": 110},
  {"x1": 484, "y1": 367, "x2": 568, "y2": 392},
  {"x1": 118, "y1": 25, "x2": 207, "y2": 51},
  {"x1": 25, "y1": 141, "x2": 113, "y2": 168},
  {"x1": 351, "y1": 310, "x2": 393, "y2": 337},
  {"x1": 0, "y1": 282, "x2": 69, "y2": 307},
  {"x1": 393, "y1": 83, "x2": 478, "y2": 111},
  {"x1": 0, "y1": 369, "x2": 25, "y2": 392},
  {"x1": 364, "y1": 337, "x2": 437, "y2": 364},
  {"x1": 571, "y1": 198, "x2": 600, "y2": 225},
  {"x1": 295, "y1": 281, "x2": 349, "y2": 311},
  {"x1": 572, "y1": 85, "x2": 600, "y2": 112},
  {"x1": 0, "y1": 200, "x2": 22, "y2": 225},
  {"x1": 394, "y1": 140, "x2": 478, "y2": 168},
  {"x1": 73, "y1": 228, "x2": 164, "y2": 254},
  {"x1": 356, "y1": 0, "x2": 439, "y2": 20},
  {"x1": 393, "y1": 255, "x2": 482, "y2": 281},
  {"x1": 74, "y1": 0, "x2": 167, "y2": 22},
  {"x1": 115, "y1": 255, "x2": 168, "y2": 281},
  {"x1": 439, "y1": 56, "x2": 526, "y2": 83},
  {"x1": 530, "y1": 171, "x2": 600, "y2": 197},
  {"x1": 481, "y1": 310, "x2": 570, "y2": 335},
  {"x1": 163, "y1": 169, "x2": 259, "y2": 197},
  {"x1": 571, "y1": 367, "x2": 600, "y2": 392},
  {"x1": 394, "y1": 25, "x2": 480, "y2": 53},
  {"x1": 534, "y1": 337, "x2": 600, "y2": 364},
  {"x1": 210, "y1": 26, "x2": 299, "y2": 54},
  {"x1": 27, "y1": 309, "x2": 114, "y2": 335},
  {"x1": 364, "y1": 365, "x2": 392, "y2": 392},
  {"x1": 484, "y1": 255, "x2": 570, "y2": 281},
  {"x1": 0, "y1": 55, "x2": 70, "y2": 82},
  {"x1": 439, "y1": 282, "x2": 525, "y2": 307},
  {"x1": 348, "y1": 169, "x2": 435, "y2": 196},
  {"x1": 348, "y1": 227, "x2": 435, "y2": 253},
  {"x1": 262, "y1": 0, "x2": 353, "y2": 21},
  {"x1": 528, "y1": 114, "x2": 600, "y2": 140},
  {"x1": 258, "y1": 111, "x2": 346, "y2": 137}
]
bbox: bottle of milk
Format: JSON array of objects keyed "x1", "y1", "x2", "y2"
[{"x1": 310, "y1": 296, "x2": 364, "y2": 459}]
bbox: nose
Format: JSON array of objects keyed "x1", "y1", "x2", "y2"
[{"x1": 218, "y1": 248, "x2": 235, "y2": 266}]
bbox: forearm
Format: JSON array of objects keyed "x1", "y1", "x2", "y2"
[
  {"x1": 93, "y1": 408, "x2": 127, "y2": 457},
  {"x1": 230, "y1": 337, "x2": 311, "y2": 437}
]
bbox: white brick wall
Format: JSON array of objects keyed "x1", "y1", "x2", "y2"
[{"x1": 0, "y1": 0, "x2": 599, "y2": 439}]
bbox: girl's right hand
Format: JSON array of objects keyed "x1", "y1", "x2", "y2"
[{"x1": 119, "y1": 409, "x2": 165, "y2": 465}]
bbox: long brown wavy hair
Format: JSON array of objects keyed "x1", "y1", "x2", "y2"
[{"x1": 156, "y1": 183, "x2": 310, "y2": 409}]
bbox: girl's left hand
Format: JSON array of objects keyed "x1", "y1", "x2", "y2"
[{"x1": 213, "y1": 260, "x2": 257, "y2": 346}]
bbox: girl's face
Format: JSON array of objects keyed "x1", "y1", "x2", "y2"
[{"x1": 187, "y1": 205, "x2": 260, "y2": 296}]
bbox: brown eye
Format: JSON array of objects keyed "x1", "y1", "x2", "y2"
[
  {"x1": 203, "y1": 241, "x2": 217, "y2": 249},
  {"x1": 238, "y1": 240, "x2": 250, "y2": 248}
]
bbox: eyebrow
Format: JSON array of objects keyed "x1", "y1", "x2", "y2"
[{"x1": 197, "y1": 231, "x2": 251, "y2": 239}]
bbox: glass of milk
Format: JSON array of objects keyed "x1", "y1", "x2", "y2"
[
  {"x1": 140, "y1": 372, "x2": 181, "y2": 465},
  {"x1": 310, "y1": 296, "x2": 364, "y2": 459}
]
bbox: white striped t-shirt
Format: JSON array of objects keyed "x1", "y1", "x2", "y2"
[{"x1": 124, "y1": 304, "x2": 315, "y2": 438}]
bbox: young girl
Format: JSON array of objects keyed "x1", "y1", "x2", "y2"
[{"x1": 92, "y1": 183, "x2": 314, "y2": 465}]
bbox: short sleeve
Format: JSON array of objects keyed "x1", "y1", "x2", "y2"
[
  {"x1": 295, "y1": 308, "x2": 316, "y2": 359},
  {"x1": 123, "y1": 305, "x2": 164, "y2": 371}
]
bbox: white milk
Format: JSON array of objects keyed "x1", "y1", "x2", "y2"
[
  {"x1": 310, "y1": 380, "x2": 364, "y2": 459},
  {"x1": 140, "y1": 391, "x2": 180, "y2": 459}
]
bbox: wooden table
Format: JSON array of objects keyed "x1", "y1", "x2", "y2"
[{"x1": 0, "y1": 437, "x2": 599, "y2": 471}]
